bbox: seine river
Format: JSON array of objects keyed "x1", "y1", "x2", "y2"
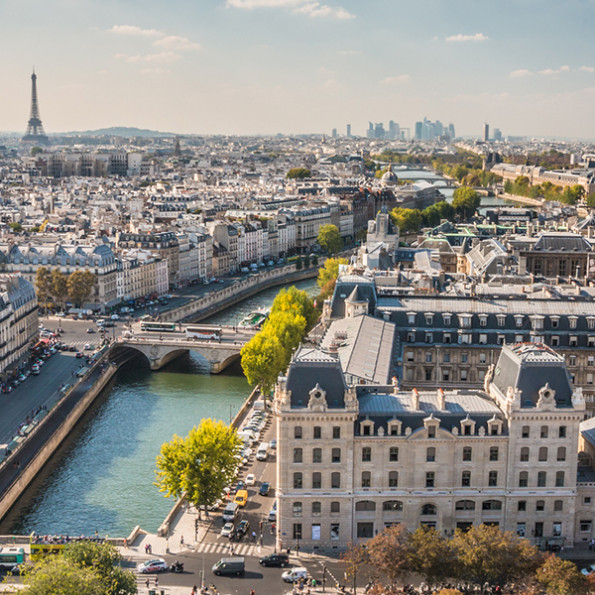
[{"x1": 8, "y1": 278, "x2": 318, "y2": 537}]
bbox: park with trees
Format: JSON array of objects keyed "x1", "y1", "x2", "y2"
[{"x1": 35, "y1": 267, "x2": 96, "y2": 311}]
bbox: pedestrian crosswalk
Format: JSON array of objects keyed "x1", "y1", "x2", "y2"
[{"x1": 194, "y1": 540, "x2": 273, "y2": 558}]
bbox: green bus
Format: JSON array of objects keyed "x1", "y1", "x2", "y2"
[
  {"x1": 140, "y1": 321, "x2": 177, "y2": 333},
  {"x1": 0, "y1": 547, "x2": 25, "y2": 568}
]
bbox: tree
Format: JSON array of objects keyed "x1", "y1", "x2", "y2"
[
  {"x1": 264, "y1": 311, "x2": 307, "y2": 369},
  {"x1": 35, "y1": 267, "x2": 52, "y2": 307},
  {"x1": 61, "y1": 541, "x2": 137, "y2": 595},
  {"x1": 50, "y1": 270, "x2": 68, "y2": 309},
  {"x1": 341, "y1": 541, "x2": 369, "y2": 594},
  {"x1": 67, "y1": 271, "x2": 96, "y2": 307},
  {"x1": 317, "y1": 257, "x2": 348, "y2": 301},
  {"x1": 31, "y1": 146, "x2": 43, "y2": 156},
  {"x1": 22, "y1": 556, "x2": 104, "y2": 595},
  {"x1": 390, "y1": 207, "x2": 423, "y2": 233},
  {"x1": 241, "y1": 332, "x2": 286, "y2": 393},
  {"x1": 587, "y1": 192, "x2": 595, "y2": 208},
  {"x1": 450, "y1": 524, "x2": 540, "y2": 587},
  {"x1": 155, "y1": 418, "x2": 241, "y2": 512},
  {"x1": 286, "y1": 167, "x2": 311, "y2": 179},
  {"x1": 366, "y1": 524, "x2": 410, "y2": 586},
  {"x1": 535, "y1": 554, "x2": 587, "y2": 595},
  {"x1": 406, "y1": 527, "x2": 455, "y2": 586},
  {"x1": 317, "y1": 224, "x2": 343, "y2": 255},
  {"x1": 452, "y1": 187, "x2": 481, "y2": 219},
  {"x1": 8, "y1": 222, "x2": 22, "y2": 233},
  {"x1": 270, "y1": 286, "x2": 318, "y2": 330}
]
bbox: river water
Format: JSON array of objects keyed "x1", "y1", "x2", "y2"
[{"x1": 9, "y1": 277, "x2": 318, "y2": 537}]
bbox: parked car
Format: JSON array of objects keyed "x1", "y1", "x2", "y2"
[
  {"x1": 86, "y1": 328, "x2": 95, "y2": 334},
  {"x1": 259, "y1": 482, "x2": 270, "y2": 496},
  {"x1": 269, "y1": 438, "x2": 277, "y2": 450},
  {"x1": 136, "y1": 558, "x2": 168, "y2": 574},
  {"x1": 282, "y1": 567, "x2": 309, "y2": 583},
  {"x1": 220, "y1": 522, "x2": 235, "y2": 538},
  {"x1": 75, "y1": 352, "x2": 84, "y2": 359},
  {"x1": 259, "y1": 553, "x2": 289, "y2": 568},
  {"x1": 84, "y1": 343, "x2": 93, "y2": 350},
  {"x1": 245, "y1": 474, "x2": 256, "y2": 486}
]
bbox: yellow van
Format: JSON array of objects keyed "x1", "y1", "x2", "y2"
[{"x1": 234, "y1": 489, "x2": 248, "y2": 507}]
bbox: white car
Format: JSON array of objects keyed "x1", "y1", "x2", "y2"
[
  {"x1": 245, "y1": 474, "x2": 256, "y2": 486},
  {"x1": 220, "y1": 522, "x2": 234, "y2": 538},
  {"x1": 136, "y1": 558, "x2": 168, "y2": 574},
  {"x1": 84, "y1": 343, "x2": 93, "y2": 350},
  {"x1": 581, "y1": 565, "x2": 595, "y2": 576}
]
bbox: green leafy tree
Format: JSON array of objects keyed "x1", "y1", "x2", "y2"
[
  {"x1": 270, "y1": 286, "x2": 318, "y2": 330},
  {"x1": 241, "y1": 332, "x2": 286, "y2": 393},
  {"x1": 390, "y1": 207, "x2": 423, "y2": 233},
  {"x1": 62, "y1": 541, "x2": 137, "y2": 595},
  {"x1": 407, "y1": 527, "x2": 455, "y2": 586},
  {"x1": 366, "y1": 524, "x2": 410, "y2": 586},
  {"x1": 295, "y1": 257, "x2": 303, "y2": 270},
  {"x1": 452, "y1": 187, "x2": 481, "y2": 219},
  {"x1": 264, "y1": 311, "x2": 307, "y2": 369},
  {"x1": 303, "y1": 254, "x2": 311, "y2": 268},
  {"x1": 317, "y1": 257, "x2": 348, "y2": 300},
  {"x1": 50, "y1": 270, "x2": 68, "y2": 309},
  {"x1": 586, "y1": 192, "x2": 595, "y2": 207},
  {"x1": 35, "y1": 267, "x2": 52, "y2": 307},
  {"x1": 286, "y1": 167, "x2": 311, "y2": 179},
  {"x1": 317, "y1": 224, "x2": 343, "y2": 255},
  {"x1": 311, "y1": 254, "x2": 318, "y2": 266},
  {"x1": 67, "y1": 271, "x2": 96, "y2": 307},
  {"x1": 30, "y1": 146, "x2": 43, "y2": 156},
  {"x1": 155, "y1": 418, "x2": 241, "y2": 511},
  {"x1": 8, "y1": 222, "x2": 22, "y2": 232},
  {"x1": 535, "y1": 554, "x2": 587, "y2": 595},
  {"x1": 422, "y1": 201, "x2": 455, "y2": 227},
  {"x1": 450, "y1": 524, "x2": 540, "y2": 588},
  {"x1": 22, "y1": 556, "x2": 103, "y2": 595}
]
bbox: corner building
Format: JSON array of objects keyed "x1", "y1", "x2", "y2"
[{"x1": 274, "y1": 343, "x2": 586, "y2": 551}]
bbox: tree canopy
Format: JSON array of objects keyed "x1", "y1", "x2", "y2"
[
  {"x1": 317, "y1": 257, "x2": 348, "y2": 301},
  {"x1": 35, "y1": 267, "x2": 52, "y2": 307},
  {"x1": 390, "y1": 207, "x2": 423, "y2": 234},
  {"x1": 270, "y1": 286, "x2": 318, "y2": 330},
  {"x1": 22, "y1": 557, "x2": 104, "y2": 595},
  {"x1": 66, "y1": 271, "x2": 96, "y2": 307},
  {"x1": 286, "y1": 167, "x2": 311, "y2": 179},
  {"x1": 317, "y1": 224, "x2": 343, "y2": 255},
  {"x1": 241, "y1": 331, "x2": 286, "y2": 393},
  {"x1": 452, "y1": 187, "x2": 481, "y2": 219},
  {"x1": 535, "y1": 554, "x2": 587, "y2": 595},
  {"x1": 155, "y1": 418, "x2": 241, "y2": 511}
]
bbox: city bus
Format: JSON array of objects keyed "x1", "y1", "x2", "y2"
[
  {"x1": 185, "y1": 326, "x2": 221, "y2": 340},
  {"x1": 140, "y1": 321, "x2": 177, "y2": 333},
  {"x1": 0, "y1": 547, "x2": 25, "y2": 569}
]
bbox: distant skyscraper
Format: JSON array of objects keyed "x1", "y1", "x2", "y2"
[
  {"x1": 331, "y1": 128, "x2": 337, "y2": 139},
  {"x1": 493, "y1": 128, "x2": 502, "y2": 142},
  {"x1": 448, "y1": 123, "x2": 456, "y2": 139},
  {"x1": 414, "y1": 121, "x2": 423, "y2": 140},
  {"x1": 23, "y1": 69, "x2": 48, "y2": 144},
  {"x1": 367, "y1": 122, "x2": 374, "y2": 139},
  {"x1": 388, "y1": 120, "x2": 400, "y2": 140},
  {"x1": 346, "y1": 124, "x2": 351, "y2": 138},
  {"x1": 483, "y1": 123, "x2": 489, "y2": 142}
]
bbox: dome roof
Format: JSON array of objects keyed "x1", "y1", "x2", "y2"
[{"x1": 381, "y1": 164, "x2": 399, "y2": 184}]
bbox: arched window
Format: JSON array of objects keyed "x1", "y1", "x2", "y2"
[
  {"x1": 482, "y1": 500, "x2": 502, "y2": 511},
  {"x1": 312, "y1": 502, "x2": 322, "y2": 516},
  {"x1": 461, "y1": 471, "x2": 471, "y2": 487},
  {"x1": 538, "y1": 447, "x2": 548, "y2": 462},
  {"x1": 331, "y1": 472, "x2": 341, "y2": 488},
  {"x1": 293, "y1": 472, "x2": 303, "y2": 489},
  {"x1": 455, "y1": 500, "x2": 475, "y2": 511},
  {"x1": 383, "y1": 500, "x2": 403, "y2": 512},
  {"x1": 312, "y1": 472, "x2": 322, "y2": 489},
  {"x1": 521, "y1": 425, "x2": 530, "y2": 438},
  {"x1": 421, "y1": 504, "x2": 437, "y2": 515},
  {"x1": 520, "y1": 447, "x2": 529, "y2": 462},
  {"x1": 332, "y1": 448, "x2": 341, "y2": 463},
  {"x1": 540, "y1": 425, "x2": 549, "y2": 438},
  {"x1": 426, "y1": 447, "x2": 436, "y2": 462},
  {"x1": 292, "y1": 502, "x2": 302, "y2": 516},
  {"x1": 388, "y1": 471, "x2": 398, "y2": 487},
  {"x1": 293, "y1": 448, "x2": 302, "y2": 463},
  {"x1": 361, "y1": 471, "x2": 371, "y2": 488},
  {"x1": 313, "y1": 426, "x2": 322, "y2": 439},
  {"x1": 330, "y1": 502, "x2": 340, "y2": 514},
  {"x1": 537, "y1": 471, "x2": 547, "y2": 487},
  {"x1": 312, "y1": 448, "x2": 322, "y2": 463},
  {"x1": 556, "y1": 471, "x2": 565, "y2": 487},
  {"x1": 294, "y1": 426, "x2": 302, "y2": 440},
  {"x1": 557, "y1": 446, "x2": 566, "y2": 461},
  {"x1": 519, "y1": 471, "x2": 528, "y2": 487},
  {"x1": 355, "y1": 500, "x2": 376, "y2": 512}
]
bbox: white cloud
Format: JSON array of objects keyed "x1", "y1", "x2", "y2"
[
  {"x1": 539, "y1": 65, "x2": 570, "y2": 75},
  {"x1": 110, "y1": 25, "x2": 164, "y2": 37},
  {"x1": 580, "y1": 66, "x2": 595, "y2": 73},
  {"x1": 154, "y1": 36, "x2": 201, "y2": 51},
  {"x1": 445, "y1": 33, "x2": 488, "y2": 42},
  {"x1": 117, "y1": 52, "x2": 182, "y2": 64},
  {"x1": 381, "y1": 75, "x2": 411, "y2": 85},
  {"x1": 226, "y1": 0, "x2": 354, "y2": 19},
  {"x1": 510, "y1": 69, "x2": 532, "y2": 78},
  {"x1": 337, "y1": 49, "x2": 359, "y2": 56}
]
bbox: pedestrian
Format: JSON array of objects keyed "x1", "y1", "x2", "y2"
[
  {"x1": 180, "y1": 534, "x2": 184, "y2": 546},
  {"x1": 154, "y1": 576, "x2": 159, "y2": 588},
  {"x1": 145, "y1": 577, "x2": 150, "y2": 589},
  {"x1": 251, "y1": 530, "x2": 257, "y2": 543},
  {"x1": 250, "y1": 590, "x2": 255, "y2": 595}
]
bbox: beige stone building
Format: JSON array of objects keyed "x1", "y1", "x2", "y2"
[{"x1": 274, "y1": 343, "x2": 591, "y2": 552}]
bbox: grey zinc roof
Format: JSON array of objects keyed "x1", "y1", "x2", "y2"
[
  {"x1": 533, "y1": 232, "x2": 591, "y2": 252},
  {"x1": 320, "y1": 315, "x2": 396, "y2": 384},
  {"x1": 580, "y1": 417, "x2": 595, "y2": 448},
  {"x1": 491, "y1": 344, "x2": 572, "y2": 408}
]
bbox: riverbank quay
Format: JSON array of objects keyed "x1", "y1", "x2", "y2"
[
  {"x1": 0, "y1": 345, "x2": 133, "y2": 523},
  {"x1": 162, "y1": 264, "x2": 320, "y2": 323}
]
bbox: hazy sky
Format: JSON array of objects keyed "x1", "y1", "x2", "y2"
[{"x1": 2, "y1": 0, "x2": 594, "y2": 138}]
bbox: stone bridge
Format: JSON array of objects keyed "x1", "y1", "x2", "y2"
[{"x1": 109, "y1": 333, "x2": 255, "y2": 373}]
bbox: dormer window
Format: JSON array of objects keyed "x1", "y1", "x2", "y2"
[
  {"x1": 487, "y1": 418, "x2": 503, "y2": 436},
  {"x1": 569, "y1": 316, "x2": 578, "y2": 330},
  {"x1": 425, "y1": 314, "x2": 434, "y2": 326},
  {"x1": 461, "y1": 418, "x2": 476, "y2": 436},
  {"x1": 360, "y1": 420, "x2": 374, "y2": 436},
  {"x1": 588, "y1": 317, "x2": 595, "y2": 330},
  {"x1": 424, "y1": 416, "x2": 440, "y2": 438},
  {"x1": 530, "y1": 315, "x2": 544, "y2": 331},
  {"x1": 388, "y1": 419, "x2": 402, "y2": 436},
  {"x1": 459, "y1": 314, "x2": 472, "y2": 328},
  {"x1": 479, "y1": 315, "x2": 488, "y2": 327},
  {"x1": 443, "y1": 314, "x2": 452, "y2": 326},
  {"x1": 496, "y1": 314, "x2": 506, "y2": 328},
  {"x1": 550, "y1": 316, "x2": 560, "y2": 329},
  {"x1": 514, "y1": 315, "x2": 524, "y2": 328},
  {"x1": 407, "y1": 312, "x2": 416, "y2": 325}
]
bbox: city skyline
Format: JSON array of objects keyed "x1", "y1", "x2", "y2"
[{"x1": 1, "y1": 0, "x2": 594, "y2": 139}]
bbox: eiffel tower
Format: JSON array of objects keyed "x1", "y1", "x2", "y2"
[{"x1": 23, "y1": 69, "x2": 49, "y2": 144}]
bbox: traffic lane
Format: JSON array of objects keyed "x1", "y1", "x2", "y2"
[
  {"x1": 41, "y1": 318, "x2": 121, "y2": 344},
  {"x1": 0, "y1": 352, "x2": 81, "y2": 444},
  {"x1": 127, "y1": 550, "x2": 293, "y2": 595}
]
